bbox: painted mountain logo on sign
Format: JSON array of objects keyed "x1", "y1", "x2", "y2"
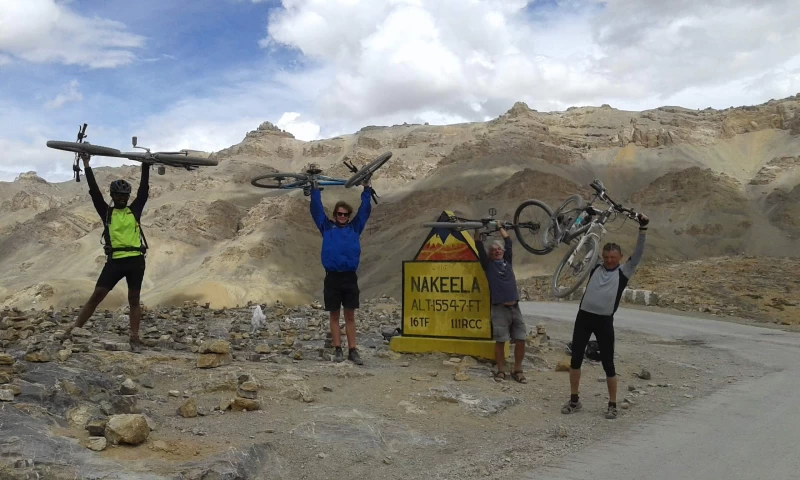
[{"x1": 414, "y1": 211, "x2": 480, "y2": 261}]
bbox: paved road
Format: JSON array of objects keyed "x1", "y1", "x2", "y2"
[{"x1": 519, "y1": 302, "x2": 800, "y2": 480}]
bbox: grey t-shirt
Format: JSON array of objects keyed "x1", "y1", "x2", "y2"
[
  {"x1": 579, "y1": 231, "x2": 647, "y2": 316},
  {"x1": 477, "y1": 237, "x2": 519, "y2": 305}
]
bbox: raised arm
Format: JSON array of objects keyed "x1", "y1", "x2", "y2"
[
  {"x1": 500, "y1": 227, "x2": 512, "y2": 264},
  {"x1": 129, "y1": 163, "x2": 150, "y2": 218},
  {"x1": 349, "y1": 186, "x2": 373, "y2": 235},
  {"x1": 82, "y1": 157, "x2": 108, "y2": 220},
  {"x1": 621, "y1": 230, "x2": 647, "y2": 279},
  {"x1": 474, "y1": 234, "x2": 489, "y2": 269},
  {"x1": 309, "y1": 188, "x2": 328, "y2": 234}
]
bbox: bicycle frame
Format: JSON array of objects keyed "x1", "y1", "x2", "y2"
[
  {"x1": 551, "y1": 195, "x2": 617, "y2": 246},
  {"x1": 564, "y1": 221, "x2": 607, "y2": 267},
  {"x1": 277, "y1": 175, "x2": 347, "y2": 189}
]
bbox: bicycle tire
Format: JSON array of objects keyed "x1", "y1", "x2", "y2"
[
  {"x1": 250, "y1": 172, "x2": 309, "y2": 189},
  {"x1": 152, "y1": 153, "x2": 218, "y2": 166},
  {"x1": 513, "y1": 199, "x2": 555, "y2": 255},
  {"x1": 422, "y1": 221, "x2": 485, "y2": 230},
  {"x1": 46, "y1": 141, "x2": 121, "y2": 157},
  {"x1": 344, "y1": 151, "x2": 393, "y2": 188},
  {"x1": 551, "y1": 234, "x2": 599, "y2": 298}
]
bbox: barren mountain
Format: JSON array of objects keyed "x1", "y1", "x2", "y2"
[{"x1": 2, "y1": 95, "x2": 799, "y2": 314}]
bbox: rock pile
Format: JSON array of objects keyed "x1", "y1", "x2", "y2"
[
  {"x1": 220, "y1": 374, "x2": 261, "y2": 412},
  {"x1": 196, "y1": 339, "x2": 233, "y2": 368}
]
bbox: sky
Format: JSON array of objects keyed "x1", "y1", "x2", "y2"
[{"x1": 1, "y1": 0, "x2": 799, "y2": 182}]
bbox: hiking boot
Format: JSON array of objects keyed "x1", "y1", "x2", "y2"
[
  {"x1": 129, "y1": 337, "x2": 143, "y2": 354},
  {"x1": 348, "y1": 348, "x2": 363, "y2": 366},
  {"x1": 605, "y1": 405, "x2": 618, "y2": 419},
  {"x1": 333, "y1": 347, "x2": 344, "y2": 363},
  {"x1": 561, "y1": 400, "x2": 582, "y2": 414}
]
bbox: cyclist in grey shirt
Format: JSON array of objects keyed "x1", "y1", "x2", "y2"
[
  {"x1": 562, "y1": 213, "x2": 649, "y2": 419},
  {"x1": 475, "y1": 223, "x2": 528, "y2": 384}
]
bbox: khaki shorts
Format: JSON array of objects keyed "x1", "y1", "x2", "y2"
[{"x1": 491, "y1": 303, "x2": 526, "y2": 342}]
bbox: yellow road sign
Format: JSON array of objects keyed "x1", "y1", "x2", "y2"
[{"x1": 402, "y1": 261, "x2": 491, "y2": 339}]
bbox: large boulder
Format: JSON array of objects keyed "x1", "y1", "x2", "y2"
[{"x1": 104, "y1": 414, "x2": 150, "y2": 445}]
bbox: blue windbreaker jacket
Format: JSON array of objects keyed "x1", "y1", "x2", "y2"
[{"x1": 310, "y1": 187, "x2": 372, "y2": 272}]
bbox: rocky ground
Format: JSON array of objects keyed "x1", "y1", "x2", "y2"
[
  {"x1": 0, "y1": 298, "x2": 768, "y2": 479},
  {"x1": 519, "y1": 255, "x2": 800, "y2": 326}
]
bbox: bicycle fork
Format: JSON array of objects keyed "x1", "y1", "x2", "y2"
[
  {"x1": 565, "y1": 227, "x2": 603, "y2": 267},
  {"x1": 343, "y1": 159, "x2": 380, "y2": 204}
]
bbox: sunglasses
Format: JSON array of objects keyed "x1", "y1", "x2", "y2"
[{"x1": 335, "y1": 211, "x2": 351, "y2": 217}]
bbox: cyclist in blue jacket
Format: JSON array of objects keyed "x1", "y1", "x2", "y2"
[{"x1": 309, "y1": 176, "x2": 374, "y2": 365}]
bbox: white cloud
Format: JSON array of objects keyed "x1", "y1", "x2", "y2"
[
  {"x1": 0, "y1": 0, "x2": 145, "y2": 68},
  {"x1": 122, "y1": 73, "x2": 315, "y2": 155},
  {"x1": 276, "y1": 112, "x2": 320, "y2": 141},
  {"x1": 0, "y1": 129, "x2": 130, "y2": 182},
  {"x1": 261, "y1": 0, "x2": 800, "y2": 125},
  {"x1": 44, "y1": 80, "x2": 83, "y2": 109},
  {"x1": 589, "y1": 0, "x2": 800, "y2": 99},
  {"x1": 4, "y1": 0, "x2": 800, "y2": 184}
]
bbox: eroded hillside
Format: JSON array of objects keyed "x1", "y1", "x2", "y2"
[{"x1": 2, "y1": 95, "x2": 799, "y2": 313}]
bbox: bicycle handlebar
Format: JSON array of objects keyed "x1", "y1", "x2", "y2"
[{"x1": 588, "y1": 179, "x2": 643, "y2": 222}]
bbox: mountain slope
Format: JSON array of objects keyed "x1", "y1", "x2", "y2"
[{"x1": 2, "y1": 95, "x2": 799, "y2": 309}]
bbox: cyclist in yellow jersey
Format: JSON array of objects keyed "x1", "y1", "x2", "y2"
[{"x1": 60, "y1": 153, "x2": 150, "y2": 352}]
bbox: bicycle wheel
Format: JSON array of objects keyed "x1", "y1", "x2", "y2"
[
  {"x1": 250, "y1": 173, "x2": 309, "y2": 189},
  {"x1": 513, "y1": 199, "x2": 555, "y2": 255},
  {"x1": 152, "y1": 153, "x2": 218, "y2": 166},
  {"x1": 46, "y1": 141, "x2": 121, "y2": 157},
  {"x1": 344, "y1": 152, "x2": 393, "y2": 188},
  {"x1": 551, "y1": 234, "x2": 599, "y2": 298},
  {"x1": 422, "y1": 222, "x2": 485, "y2": 230}
]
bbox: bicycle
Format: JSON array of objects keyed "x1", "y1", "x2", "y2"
[
  {"x1": 46, "y1": 123, "x2": 218, "y2": 179},
  {"x1": 117, "y1": 135, "x2": 218, "y2": 175},
  {"x1": 513, "y1": 179, "x2": 646, "y2": 297},
  {"x1": 421, "y1": 208, "x2": 542, "y2": 242},
  {"x1": 250, "y1": 151, "x2": 393, "y2": 204}
]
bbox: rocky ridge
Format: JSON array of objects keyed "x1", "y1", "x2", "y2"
[{"x1": 1, "y1": 95, "x2": 799, "y2": 314}]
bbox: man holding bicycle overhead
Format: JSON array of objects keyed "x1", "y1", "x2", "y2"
[
  {"x1": 59, "y1": 153, "x2": 150, "y2": 353},
  {"x1": 562, "y1": 212, "x2": 649, "y2": 419},
  {"x1": 309, "y1": 176, "x2": 374, "y2": 365},
  {"x1": 475, "y1": 223, "x2": 528, "y2": 384}
]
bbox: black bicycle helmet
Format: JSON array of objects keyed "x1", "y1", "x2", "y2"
[{"x1": 110, "y1": 179, "x2": 132, "y2": 195}]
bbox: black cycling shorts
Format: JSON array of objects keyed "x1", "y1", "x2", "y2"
[
  {"x1": 96, "y1": 255, "x2": 146, "y2": 291},
  {"x1": 570, "y1": 309, "x2": 616, "y2": 377},
  {"x1": 323, "y1": 271, "x2": 359, "y2": 311}
]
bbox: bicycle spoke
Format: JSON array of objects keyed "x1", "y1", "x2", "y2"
[{"x1": 514, "y1": 202, "x2": 552, "y2": 253}]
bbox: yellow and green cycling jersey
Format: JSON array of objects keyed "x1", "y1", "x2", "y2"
[{"x1": 85, "y1": 165, "x2": 150, "y2": 260}]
